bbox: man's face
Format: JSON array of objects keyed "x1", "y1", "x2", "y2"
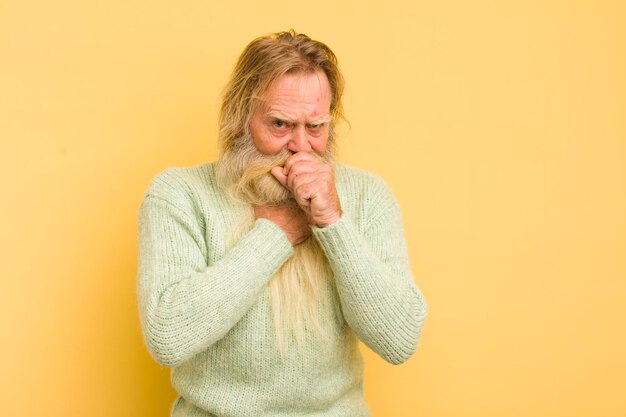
[{"x1": 249, "y1": 70, "x2": 332, "y2": 156}]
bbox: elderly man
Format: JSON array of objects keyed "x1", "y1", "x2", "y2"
[{"x1": 137, "y1": 30, "x2": 427, "y2": 417}]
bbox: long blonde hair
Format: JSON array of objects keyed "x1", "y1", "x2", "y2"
[{"x1": 217, "y1": 134, "x2": 340, "y2": 353}]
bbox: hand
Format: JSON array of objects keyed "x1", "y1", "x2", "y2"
[
  {"x1": 270, "y1": 152, "x2": 342, "y2": 227},
  {"x1": 254, "y1": 204, "x2": 312, "y2": 245}
]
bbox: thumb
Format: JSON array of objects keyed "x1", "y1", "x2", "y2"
[{"x1": 271, "y1": 166, "x2": 288, "y2": 187}]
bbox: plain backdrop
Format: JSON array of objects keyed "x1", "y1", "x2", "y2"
[{"x1": 1, "y1": 1, "x2": 625, "y2": 416}]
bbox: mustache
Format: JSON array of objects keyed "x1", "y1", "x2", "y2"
[
  {"x1": 237, "y1": 150, "x2": 289, "y2": 188},
  {"x1": 216, "y1": 130, "x2": 335, "y2": 206},
  {"x1": 236, "y1": 150, "x2": 331, "y2": 206},
  {"x1": 232, "y1": 149, "x2": 290, "y2": 205},
  {"x1": 240, "y1": 149, "x2": 330, "y2": 181}
]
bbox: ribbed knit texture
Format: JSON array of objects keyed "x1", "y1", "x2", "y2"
[{"x1": 137, "y1": 162, "x2": 427, "y2": 417}]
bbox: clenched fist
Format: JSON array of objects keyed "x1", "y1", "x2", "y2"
[{"x1": 271, "y1": 152, "x2": 343, "y2": 228}]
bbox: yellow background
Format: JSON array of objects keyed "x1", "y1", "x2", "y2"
[{"x1": 1, "y1": 0, "x2": 625, "y2": 416}]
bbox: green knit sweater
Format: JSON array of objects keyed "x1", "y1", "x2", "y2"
[{"x1": 137, "y1": 162, "x2": 427, "y2": 417}]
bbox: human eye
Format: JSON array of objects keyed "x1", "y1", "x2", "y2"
[
  {"x1": 306, "y1": 122, "x2": 325, "y2": 132},
  {"x1": 272, "y1": 119, "x2": 289, "y2": 129}
]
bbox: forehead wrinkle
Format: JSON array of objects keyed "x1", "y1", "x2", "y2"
[
  {"x1": 264, "y1": 110, "x2": 331, "y2": 125},
  {"x1": 263, "y1": 110, "x2": 296, "y2": 124},
  {"x1": 259, "y1": 71, "x2": 332, "y2": 124}
]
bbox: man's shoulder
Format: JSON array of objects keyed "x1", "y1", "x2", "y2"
[
  {"x1": 334, "y1": 163, "x2": 391, "y2": 196},
  {"x1": 333, "y1": 163, "x2": 401, "y2": 227},
  {"x1": 142, "y1": 161, "x2": 218, "y2": 205}
]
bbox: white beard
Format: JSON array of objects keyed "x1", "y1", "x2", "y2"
[{"x1": 216, "y1": 135, "x2": 342, "y2": 352}]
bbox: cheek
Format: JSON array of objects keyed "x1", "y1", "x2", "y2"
[
  {"x1": 310, "y1": 132, "x2": 329, "y2": 154},
  {"x1": 250, "y1": 119, "x2": 284, "y2": 155},
  {"x1": 311, "y1": 139, "x2": 327, "y2": 154},
  {"x1": 252, "y1": 131, "x2": 287, "y2": 155}
]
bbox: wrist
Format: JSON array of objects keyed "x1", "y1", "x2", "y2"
[{"x1": 315, "y1": 210, "x2": 343, "y2": 228}]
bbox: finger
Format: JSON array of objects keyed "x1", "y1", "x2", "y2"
[
  {"x1": 291, "y1": 173, "x2": 340, "y2": 215},
  {"x1": 292, "y1": 177, "x2": 324, "y2": 209},
  {"x1": 285, "y1": 160, "x2": 330, "y2": 192},
  {"x1": 288, "y1": 171, "x2": 314, "y2": 195},
  {"x1": 271, "y1": 166, "x2": 289, "y2": 187},
  {"x1": 285, "y1": 174, "x2": 312, "y2": 206},
  {"x1": 289, "y1": 166, "x2": 334, "y2": 191},
  {"x1": 287, "y1": 165, "x2": 330, "y2": 189},
  {"x1": 283, "y1": 152, "x2": 319, "y2": 175},
  {"x1": 287, "y1": 160, "x2": 325, "y2": 178}
]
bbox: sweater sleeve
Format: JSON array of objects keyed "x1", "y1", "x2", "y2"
[
  {"x1": 137, "y1": 194, "x2": 293, "y2": 368},
  {"x1": 311, "y1": 177, "x2": 427, "y2": 365}
]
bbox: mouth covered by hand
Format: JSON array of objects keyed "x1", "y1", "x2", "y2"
[
  {"x1": 269, "y1": 151, "x2": 342, "y2": 228},
  {"x1": 239, "y1": 150, "x2": 332, "y2": 207}
]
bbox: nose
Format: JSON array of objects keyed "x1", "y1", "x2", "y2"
[{"x1": 287, "y1": 126, "x2": 312, "y2": 153}]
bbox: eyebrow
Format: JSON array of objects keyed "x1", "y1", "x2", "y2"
[{"x1": 265, "y1": 111, "x2": 332, "y2": 125}]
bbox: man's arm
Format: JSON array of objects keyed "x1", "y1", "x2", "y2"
[
  {"x1": 312, "y1": 177, "x2": 427, "y2": 364},
  {"x1": 272, "y1": 154, "x2": 427, "y2": 364},
  {"x1": 137, "y1": 193, "x2": 293, "y2": 368}
]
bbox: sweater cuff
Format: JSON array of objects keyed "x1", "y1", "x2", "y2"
[
  {"x1": 248, "y1": 218, "x2": 294, "y2": 270},
  {"x1": 221, "y1": 218, "x2": 294, "y2": 280},
  {"x1": 311, "y1": 213, "x2": 360, "y2": 259}
]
